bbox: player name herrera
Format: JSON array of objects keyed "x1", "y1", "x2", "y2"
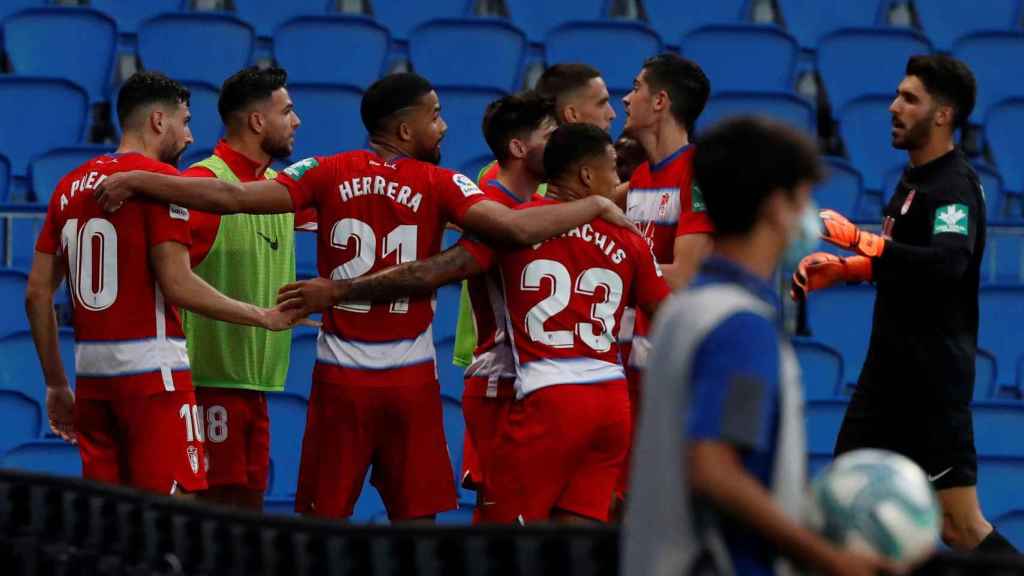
[
  {"x1": 338, "y1": 175, "x2": 423, "y2": 213},
  {"x1": 535, "y1": 223, "x2": 627, "y2": 264}
]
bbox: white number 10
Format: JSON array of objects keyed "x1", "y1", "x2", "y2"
[{"x1": 61, "y1": 218, "x2": 118, "y2": 311}]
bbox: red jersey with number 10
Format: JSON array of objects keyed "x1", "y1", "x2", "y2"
[
  {"x1": 461, "y1": 199, "x2": 670, "y2": 398},
  {"x1": 274, "y1": 152, "x2": 488, "y2": 386},
  {"x1": 35, "y1": 153, "x2": 193, "y2": 398}
]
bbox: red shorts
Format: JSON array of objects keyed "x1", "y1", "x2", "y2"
[
  {"x1": 616, "y1": 365, "x2": 645, "y2": 497},
  {"x1": 479, "y1": 381, "x2": 630, "y2": 524},
  {"x1": 75, "y1": 383, "x2": 207, "y2": 494},
  {"x1": 194, "y1": 387, "x2": 269, "y2": 492},
  {"x1": 461, "y1": 375, "x2": 516, "y2": 491},
  {"x1": 295, "y1": 378, "x2": 457, "y2": 520}
]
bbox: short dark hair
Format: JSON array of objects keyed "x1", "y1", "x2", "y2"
[
  {"x1": 361, "y1": 73, "x2": 434, "y2": 135},
  {"x1": 218, "y1": 66, "x2": 288, "y2": 125},
  {"x1": 695, "y1": 116, "x2": 823, "y2": 238},
  {"x1": 905, "y1": 54, "x2": 976, "y2": 129},
  {"x1": 641, "y1": 53, "x2": 710, "y2": 133},
  {"x1": 536, "y1": 63, "x2": 601, "y2": 108},
  {"x1": 543, "y1": 123, "x2": 613, "y2": 182},
  {"x1": 117, "y1": 71, "x2": 190, "y2": 129},
  {"x1": 482, "y1": 91, "x2": 556, "y2": 164}
]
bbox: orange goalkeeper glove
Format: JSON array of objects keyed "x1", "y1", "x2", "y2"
[
  {"x1": 790, "y1": 252, "x2": 873, "y2": 301},
  {"x1": 819, "y1": 209, "x2": 886, "y2": 258}
]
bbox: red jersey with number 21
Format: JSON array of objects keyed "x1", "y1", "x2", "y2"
[{"x1": 274, "y1": 152, "x2": 488, "y2": 386}]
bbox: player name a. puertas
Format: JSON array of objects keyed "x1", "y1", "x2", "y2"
[
  {"x1": 60, "y1": 171, "x2": 109, "y2": 211},
  {"x1": 338, "y1": 175, "x2": 423, "y2": 213},
  {"x1": 534, "y1": 223, "x2": 627, "y2": 264}
]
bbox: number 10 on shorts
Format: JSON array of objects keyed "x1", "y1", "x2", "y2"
[{"x1": 179, "y1": 404, "x2": 229, "y2": 444}]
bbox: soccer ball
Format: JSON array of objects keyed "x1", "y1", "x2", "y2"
[{"x1": 805, "y1": 449, "x2": 942, "y2": 564}]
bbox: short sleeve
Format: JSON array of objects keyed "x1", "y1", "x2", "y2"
[
  {"x1": 144, "y1": 200, "x2": 192, "y2": 249},
  {"x1": 35, "y1": 201, "x2": 62, "y2": 255},
  {"x1": 686, "y1": 312, "x2": 780, "y2": 451},
  {"x1": 275, "y1": 156, "x2": 330, "y2": 211},
  {"x1": 928, "y1": 176, "x2": 980, "y2": 254},
  {"x1": 181, "y1": 166, "x2": 220, "y2": 266},
  {"x1": 677, "y1": 181, "x2": 714, "y2": 236},
  {"x1": 629, "y1": 234, "x2": 670, "y2": 310},
  {"x1": 457, "y1": 234, "x2": 496, "y2": 271},
  {"x1": 437, "y1": 169, "x2": 490, "y2": 227}
]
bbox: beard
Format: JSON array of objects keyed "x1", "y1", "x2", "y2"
[
  {"x1": 160, "y1": 140, "x2": 187, "y2": 167},
  {"x1": 525, "y1": 146, "x2": 546, "y2": 181},
  {"x1": 892, "y1": 113, "x2": 934, "y2": 151},
  {"x1": 261, "y1": 132, "x2": 293, "y2": 161}
]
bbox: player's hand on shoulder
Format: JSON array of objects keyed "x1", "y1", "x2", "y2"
[
  {"x1": 277, "y1": 277, "x2": 348, "y2": 316},
  {"x1": 46, "y1": 384, "x2": 76, "y2": 444},
  {"x1": 94, "y1": 170, "x2": 138, "y2": 212},
  {"x1": 595, "y1": 195, "x2": 640, "y2": 234}
]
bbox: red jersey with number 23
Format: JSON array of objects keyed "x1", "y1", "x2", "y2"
[
  {"x1": 461, "y1": 199, "x2": 670, "y2": 398},
  {"x1": 35, "y1": 153, "x2": 193, "y2": 398},
  {"x1": 274, "y1": 152, "x2": 488, "y2": 386}
]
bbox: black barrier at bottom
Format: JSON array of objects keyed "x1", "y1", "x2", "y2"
[{"x1": 1, "y1": 470, "x2": 1022, "y2": 576}]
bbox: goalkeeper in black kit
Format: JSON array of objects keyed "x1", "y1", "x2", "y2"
[{"x1": 792, "y1": 54, "x2": 1017, "y2": 555}]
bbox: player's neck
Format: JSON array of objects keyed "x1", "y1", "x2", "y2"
[
  {"x1": 545, "y1": 183, "x2": 580, "y2": 203},
  {"x1": 116, "y1": 134, "x2": 161, "y2": 162},
  {"x1": 712, "y1": 234, "x2": 779, "y2": 281},
  {"x1": 369, "y1": 138, "x2": 414, "y2": 162},
  {"x1": 639, "y1": 119, "x2": 689, "y2": 167},
  {"x1": 222, "y1": 135, "x2": 272, "y2": 175},
  {"x1": 496, "y1": 164, "x2": 540, "y2": 202},
  {"x1": 908, "y1": 137, "x2": 954, "y2": 168}
]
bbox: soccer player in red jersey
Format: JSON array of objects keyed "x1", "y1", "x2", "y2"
[
  {"x1": 95, "y1": 73, "x2": 630, "y2": 522},
  {"x1": 24, "y1": 72, "x2": 298, "y2": 496}
]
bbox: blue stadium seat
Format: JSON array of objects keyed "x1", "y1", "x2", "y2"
[
  {"x1": 294, "y1": 228, "x2": 318, "y2": 279},
  {"x1": 436, "y1": 87, "x2": 506, "y2": 173},
  {"x1": 0, "y1": 77, "x2": 88, "y2": 177},
  {"x1": 87, "y1": 0, "x2": 182, "y2": 36},
  {"x1": 504, "y1": 0, "x2": 604, "y2": 43},
  {"x1": 1, "y1": 439, "x2": 80, "y2": 477},
  {"x1": 434, "y1": 338, "x2": 465, "y2": 403},
  {"x1": 369, "y1": 0, "x2": 469, "y2": 41},
  {"x1": 437, "y1": 505, "x2": 474, "y2": 525},
  {"x1": 7, "y1": 217, "x2": 45, "y2": 271},
  {"x1": 546, "y1": 21, "x2": 661, "y2": 92},
  {"x1": 642, "y1": 0, "x2": 747, "y2": 47},
  {"x1": 0, "y1": 270, "x2": 29, "y2": 337},
  {"x1": 287, "y1": 83, "x2": 366, "y2": 163},
  {"x1": 973, "y1": 162, "x2": 1008, "y2": 222},
  {"x1": 3, "y1": 8, "x2": 116, "y2": 104},
  {"x1": 275, "y1": 15, "x2": 389, "y2": 88},
  {"x1": 0, "y1": 0, "x2": 43, "y2": 24},
  {"x1": 434, "y1": 282, "x2": 465, "y2": 402},
  {"x1": 985, "y1": 98, "x2": 1024, "y2": 197},
  {"x1": 351, "y1": 473, "x2": 386, "y2": 523},
  {"x1": 976, "y1": 348, "x2": 997, "y2": 402},
  {"x1": 837, "y1": 95, "x2": 908, "y2": 195},
  {"x1": 915, "y1": 0, "x2": 1020, "y2": 53},
  {"x1": 974, "y1": 402, "x2": 1024, "y2": 458},
  {"x1": 266, "y1": 393, "x2": 307, "y2": 498},
  {"x1": 817, "y1": 28, "x2": 932, "y2": 117},
  {"x1": 815, "y1": 157, "x2": 864, "y2": 217},
  {"x1": 411, "y1": 19, "x2": 527, "y2": 92},
  {"x1": 232, "y1": 0, "x2": 332, "y2": 39},
  {"x1": 805, "y1": 398, "x2": 848, "y2": 457},
  {"x1": 793, "y1": 339, "x2": 844, "y2": 400},
  {"x1": 953, "y1": 32, "x2": 1024, "y2": 123},
  {"x1": 981, "y1": 232, "x2": 1024, "y2": 285},
  {"x1": 698, "y1": 91, "x2": 815, "y2": 135},
  {"x1": 0, "y1": 329, "x2": 76, "y2": 436},
  {"x1": 0, "y1": 390, "x2": 41, "y2": 457},
  {"x1": 995, "y1": 509, "x2": 1024, "y2": 550},
  {"x1": 681, "y1": 25, "x2": 799, "y2": 93},
  {"x1": 182, "y1": 82, "x2": 222, "y2": 150},
  {"x1": 0, "y1": 154, "x2": 9, "y2": 202},
  {"x1": 774, "y1": 0, "x2": 881, "y2": 51},
  {"x1": 806, "y1": 284, "x2": 876, "y2": 389},
  {"x1": 610, "y1": 88, "x2": 628, "y2": 140},
  {"x1": 137, "y1": 13, "x2": 254, "y2": 88},
  {"x1": 286, "y1": 332, "x2": 316, "y2": 400},
  {"x1": 442, "y1": 227, "x2": 461, "y2": 250},
  {"x1": 979, "y1": 286, "x2": 1024, "y2": 388},
  {"x1": 978, "y1": 456, "x2": 1024, "y2": 518},
  {"x1": 442, "y1": 396, "x2": 473, "y2": 505},
  {"x1": 263, "y1": 494, "x2": 296, "y2": 516},
  {"x1": 29, "y1": 146, "x2": 112, "y2": 205}
]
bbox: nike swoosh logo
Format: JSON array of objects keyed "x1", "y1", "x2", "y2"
[
  {"x1": 256, "y1": 232, "x2": 279, "y2": 251},
  {"x1": 927, "y1": 467, "x2": 954, "y2": 483}
]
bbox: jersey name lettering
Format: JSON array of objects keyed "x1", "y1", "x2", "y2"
[{"x1": 337, "y1": 175, "x2": 422, "y2": 213}]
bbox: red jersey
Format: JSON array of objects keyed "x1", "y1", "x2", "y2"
[
  {"x1": 274, "y1": 152, "x2": 488, "y2": 385},
  {"x1": 459, "y1": 178, "x2": 541, "y2": 396},
  {"x1": 35, "y1": 153, "x2": 193, "y2": 398},
  {"x1": 462, "y1": 199, "x2": 670, "y2": 398}
]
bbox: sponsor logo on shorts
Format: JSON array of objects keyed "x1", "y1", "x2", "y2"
[
  {"x1": 187, "y1": 445, "x2": 199, "y2": 475},
  {"x1": 933, "y1": 203, "x2": 968, "y2": 236},
  {"x1": 169, "y1": 204, "x2": 189, "y2": 221},
  {"x1": 283, "y1": 157, "x2": 319, "y2": 180},
  {"x1": 453, "y1": 173, "x2": 483, "y2": 197}
]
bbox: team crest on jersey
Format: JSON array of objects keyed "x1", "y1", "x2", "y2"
[
  {"x1": 691, "y1": 183, "x2": 706, "y2": 213},
  {"x1": 933, "y1": 203, "x2": 969, "y2": 236},
  {"x1": 169, "y1": 204, "x2": 189, "y2": 221},
  {"x1": 186, "y1": 445, "x2": 199, "y2": 475},
  {"x1": 283, "y1": 157, "x2": 319, "y2": 180},
  {"x1": 453, "y1": 173, "x2": 483, "y2": 197}
]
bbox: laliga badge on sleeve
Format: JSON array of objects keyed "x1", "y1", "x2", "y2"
[{"x1": 900, "y1": 189, "x2": 916, "y2": 215}]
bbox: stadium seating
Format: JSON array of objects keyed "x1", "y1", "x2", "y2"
[
  {"x1": 137, "y1": 13, "x2": 254, "y2": 88},
  {"x1": 286, "y1": 83, "x2": 367, "y2": 162},
  {"x1": 976, "y1": 348, "x2": 997, "y2": 401},
  {"x1": 814, "y1": 157, "x2": 864, "y2": 217},
  {"x1": 681, "y1": 25, "x2": 799, "y2": 93},
  {"x1": 804, "y1": 398, "x2": 847, "y2": 457},
  {"x1": 837, "y1": 95, "x2": 908, "y2": 195},
  {"x1": 982, "y1": 232, "x2": 1024, "y2": 285},
  {"x1": 504, "y1": 0, "x2": 605, "y2": 43},
  {"x1": 369, "y1": 0, "x2": 469, "y2": 41},
  {"x1": 774, "y1": 0, "x2": 881, "y2": 51},
  {"x1": 3, "y1": 8, "x2": 117, "y2": 105},
  {"x1": 793, "y1": 339, "x2": 844, "y2": 400},
  {"x1": 0, "y1": 0, "x2": 43, "y2": 25},
  {"x1": 266, "y1": 393, "x2": 307, "y2": 499},
  {"x1": 642, "y1": 0, "x2": 747, "y2": 47},
  {"x1": 7, "y1": 217, "x2": 44, "y2": 271},
  {"x1": 914, "y1": 0, "x2": 1020, "y2": 53},
  {"x1": 182, "y1": 82, "x2": 222, "y2": 150},
  {"x1": 460, "y1": 154, "x2": 495, "y2": 181},
  {"x1": 0, "y1": 440, "x2": 81, "y2": 477},
  {"x1": 0, "y1": 271, "x2": 29, "y2": 337},
  {"x1": 817, "y1": 28, "x2": 932, "y2": 117},
  {"x1": 0, "y1": 154, "x2": 10, "y2": 202},
  {"x1": 978, "y1": 285, "x2": 1024, "y2": 388},
  {"x1": 28, "y1": 146, "x2": 113, "y2": 205},
  {"x1": 275, "y1": 15, "x2": 390, "y2": 88},
  {"x1": 0, "y1": 77, "x2": 88, "y2": 177},
  {"x1": 286, "y1": 332, "x2": 317, "y2": 400},
  {"x1": 434, "y1": 281, "x2": 465, "y2": 402},
  {"x1": 973, "y1": 401, "x2": 1024, "y2": 458},
  {"x1": 973, "y1": 162, "x2": 1009, "y2": 222},
  {"x1": 806, "y1": 284, "x2": 876, "y2": 389},
  {"x1": 411, "y1": 19, "x2": 527, "y2": 92},
  {"x1": 699, "y1": 91, "x2": 815, "y2": 135},
  {"x1": 978, "y1": 456, "x2": 1024, "y2": 518},
  {"x1": 996, "y1": 509, "x2": 1024, "y2": 550},
  {"x1": 231, "y1": 0, "x2": 333, "y2": 39},
  {"x1": 546, "y1": 21, "x2": 661, "y2": 92},
  {"x1": 435, "y1": 87, "x2": 507, "y2": 173},
  {"x1": 352, "y1": 473, "x2": 387, "y2": 522},
  {"x1": 0, "y1": 390, "x2": 40, "y2": 458},
  {"x1": 609, "y1": 88, "x2": 629, "y2": 141},
  {"x1": 442, "y1": 396, "x2": 474, "y2": 505},
  {"x1": 985, "y1": 98, "x2": 1024, "y2": 197},
  {"x1": 86, "y1": 0, "x2": 183, "y2": 36},
  {"x1": 0, "y1": 329, "x2": 76, "y2": 435},
  {"x1": 294, "y1": 227, "x2": 318, "y2": 279},
  {"x1": 953, "y1": 31, "x2": 1024, "y2": 123}
]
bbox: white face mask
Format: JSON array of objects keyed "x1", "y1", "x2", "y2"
[{"x1": 782, "y1": 199, "x2": 821, "y2": 269}]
